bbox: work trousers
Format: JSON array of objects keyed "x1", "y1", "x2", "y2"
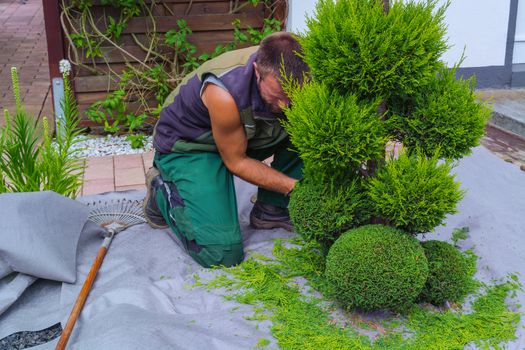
[{"x1": 154, "y1": 138, "x2": 303, "y2": 268}]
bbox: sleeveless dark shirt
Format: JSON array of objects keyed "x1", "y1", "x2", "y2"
[{"x1": 153, "y1": 46, "x2": 287, "y2": 154}]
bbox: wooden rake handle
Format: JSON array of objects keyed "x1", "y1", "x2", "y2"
[{"x1": 56, "y1": 235, "x2": 113, "y2": 350}]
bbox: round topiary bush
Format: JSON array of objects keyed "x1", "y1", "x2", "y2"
[
  {"x1": 325, "y1": 225, "x2": 428, "y2": 312},
  {"x1": 367, "y1": 150, "x2": 464, "y2": 234},
  {"x1": 289, "y1": 179, "x2": 371, "y2": 254},
  {"x1": 419, "y1": 240, "x2": 474, "y2": 305}
]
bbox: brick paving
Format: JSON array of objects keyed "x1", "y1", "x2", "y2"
[
  {"x1": 0, "y1": 0, "x2": 53, "y2": 128},
  {"x1": 81, "y1": 151, "x2": 154, "y2": 196},
  {"x1": 481, "y1": 124, "x2": 525, "y2": 170}
]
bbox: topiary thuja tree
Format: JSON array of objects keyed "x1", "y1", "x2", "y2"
[
  {"x1": 282, "y1": 0, "x2": 491, "y2": 311},
  {"x1": 284, "y1": 0, "x2": 491, "y2": 244},
  {"x1": 325, "y1": 225, "x2": 428, "y2": 312}
]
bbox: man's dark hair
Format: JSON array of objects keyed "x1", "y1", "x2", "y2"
[{"x1": 256, "y1": 32, "x2": 309, "y2": 85}]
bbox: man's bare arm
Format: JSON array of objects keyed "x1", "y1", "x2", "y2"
[{"x1": 202, "y1": 84, "x2": 296, "y2": 195}]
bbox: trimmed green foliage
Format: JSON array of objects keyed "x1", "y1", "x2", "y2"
[
  {"x1": 367, "y1": 151, "x2": 464, "y2": 234},
  {"x1": 325, "y1": 225, "x2": 428, "y2": 312},
  {"x1": 418, "y1": 240, "x2": 475, "y2": 305},
  {"x1": 202, "y1": 239, "x2": 520, "y2": 348},
  {"x1": 386, "y1": 65, "x2": 491, "y2": 159},
  {"x1": 451, "y1": 226, "x2": 469, "y2": 246},
  {"x1": 288, "y1": 179, "x2": 371, "y2": 254},
  {"x1": 301, "y1": 0, "x2": 447, "y2": 100},
  {"x1": 283, "y1": 81, "x2": 385, "y2": 181}
]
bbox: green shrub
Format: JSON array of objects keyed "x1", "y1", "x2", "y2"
[
  {"x1": 325, "y1": 225, "x2": 428, "y2": 312},
  {"x1": 419, "y1": 240, "x2": 475, "y2": 305},
  {"x1": 283, "y1": 81, "x2": 385, "y2": 181},
  {"x1": 0, "y1": 67, "x2": 85, "y2": 198},
  {"x1": 386, "y1": 65, "x2": 491, "y2": 159},
  {"x1": 301, "y1": 0, "x2": 447, "y2": 100},
  {"x1": 289, "y1": 179, "x2": 371, "y2": 254},
  {"x1": 367, "y1": 151, "x2": 464, "y2": 234}
]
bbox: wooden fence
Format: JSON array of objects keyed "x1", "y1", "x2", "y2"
[{"x1": 56, "y1": 0, "x2": 287, "y2": 128}]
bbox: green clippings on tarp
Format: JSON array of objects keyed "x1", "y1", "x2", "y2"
[
  {"x1": 451, "y1": 226, "x2": 470, "y2": 246},
  {"x1": 256, "y1": 338, "x2": 271, "y2": 349},
  {"x1": 199, "y1": 240, "x2": 521, "y2": 350}
]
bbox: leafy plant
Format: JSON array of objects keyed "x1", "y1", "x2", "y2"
[
  {"x1": 0, "y1": 109, "x2": 42, "y2": 192},
  {"x1": 325, "y1": 225, "x2": 429, "y2": 312},
  {"x1": 126, "y1": 133, "x2": 147, "y2": 149},
  {"x1": 367, "y1": 150, "x2": 464, "y2": 234},
  {"x1": 288, "y1": 178, "x2": 371, "y2": 254},
  {"x1": 100, "y1": 0, "x2": 142, "y2": 18},
  {"x1": 0, "y1": 66, "x2": 85, "y2": 198},
  {"x1": 283, "y1": 81, "x2": 386, "y2": 182},
  {"x1": 86, "y1": 90, "x2": 127, "y2": 133},
  {"x1": 165, "y1": 19, "x2": 200, "y2": 74}
]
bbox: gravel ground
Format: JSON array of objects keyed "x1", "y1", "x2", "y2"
[
  {"x1": 0, "y1": 323, "x2": 62, "y2": 349},
  {"x1": 61, "y1": 134, "x2": 154, "y2": 158}
]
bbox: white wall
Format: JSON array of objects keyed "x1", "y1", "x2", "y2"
[
  {"x1": 437, "y1": 0, "x2": 510, "y2": 68},
  {"x1": 287, "y1": 0, "x2": 513, "y2": 68},
  {"x1": 287, "y1": 0, "x2": 317, "y2": 34},
  {"x1": 513, "y1": 0, "x2": 525, "y2": 64}
]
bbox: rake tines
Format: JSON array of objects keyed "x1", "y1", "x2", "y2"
[{"x1": 87, "y1": 199, "x2": 146, "y2": 232}]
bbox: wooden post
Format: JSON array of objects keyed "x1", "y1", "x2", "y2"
[
  {"x1": 42, "y1": 0, "x2": 65, "y2": 80},
  {"x1": 273, "y1": 0, "x2": 289, "y2": 30}
]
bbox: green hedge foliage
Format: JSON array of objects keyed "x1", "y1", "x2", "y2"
[
  {"x1": 386, "y1": 65, "x2": 492, "y2": 160},
  {"x1": 301, "y1": 0, "x2": 447, "y2": 100},
  {"x1": 283, "y1": 81, "x2": 385, "y2": 181},
  {"x1": 325, "y1": 225, "x2": 428, "y2": 312},
  {"x1": 419, "y1": 240, "x2": 475, "y2": 305},
  {"x1": 288, "y1": 179, "x2": 371, "y2": 253},
  {"x1": 367, "y1": 151, "x2": 464, "y2": 234}
]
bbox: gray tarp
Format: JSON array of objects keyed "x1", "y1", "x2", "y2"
[
  {"x1": 0, "y1": 191, "x2": 89, "y2": 315},
  {"x1": 0, "y1": 146, "x2": 524, "y2": 349}
]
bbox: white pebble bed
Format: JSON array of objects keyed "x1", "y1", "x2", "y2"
[{"x1": 67, "y1": 135, "x2": 154, "y2": 158}]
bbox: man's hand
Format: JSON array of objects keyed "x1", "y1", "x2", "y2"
[{"x1": 201, "y1": 84, "x2": 296, "y2": 196}]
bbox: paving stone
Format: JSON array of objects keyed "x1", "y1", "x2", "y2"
[
  {"x1": 115, "y1": 166, "x2": 146, "y2": 187},
  {"x1": 142, "y1": 151, "x2": 155, "y2": 170},
  {"x1": 116, "y1": 184, "x2": 146, "y2": 192},
  {"x1": 87, "y1": 155, "x2": 115, "y2": 166},
  {"x1": 84, "y1": 164, "x2": 115, "y2": 181},
  {"x1": 114, "y1": 154, "x2": 145, "y2": 169},
  {"x1": 82, "y1": 178, "x2": 115, "y2": 196}
]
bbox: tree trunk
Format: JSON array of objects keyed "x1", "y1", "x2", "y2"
[{"x1": 383, "y1": 0, "x2": 390, "y2": 13}]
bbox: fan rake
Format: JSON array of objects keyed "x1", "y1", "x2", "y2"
[
  {"x1": 88, "y1": 199, "x2": 146, "y2": 235},
  {"x1": 56, "y1": 199, "x2": 146, "y2": 350}
]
